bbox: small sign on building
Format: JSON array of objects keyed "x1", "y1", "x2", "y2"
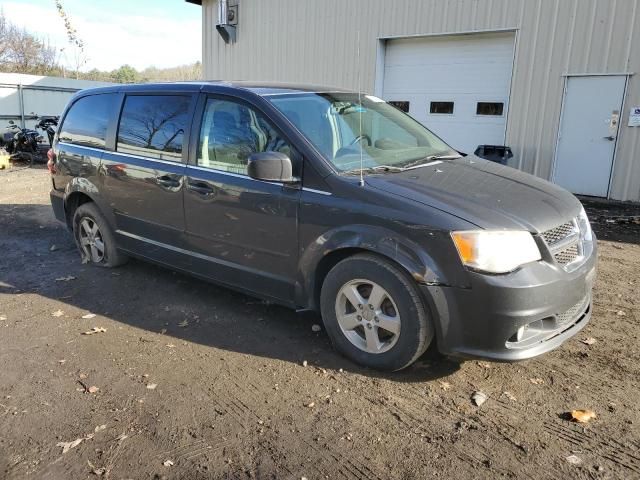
[{"x1": 629, "y1": 106, "x2": 640, "y2": 127}]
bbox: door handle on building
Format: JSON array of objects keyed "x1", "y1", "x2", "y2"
[{"x1": 603, "y1": 135, "x2": 615, "y2": 141}]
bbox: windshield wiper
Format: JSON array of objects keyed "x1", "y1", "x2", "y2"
[
  {"x1": 401, "y1": 153, "x2": 462, "y2": 170},
  {"x1": 342, "y1": 165, "x2": 404, "y2": 175}
]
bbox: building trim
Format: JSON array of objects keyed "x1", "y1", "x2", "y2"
[
  {"x1": 377, "y1": 27, "x2": 519, "y2": 41},
  {"x1": 607, "y1": 75, "x2": 631, "y2": 199},
  {"x1": 562, "y1": 72, "x2": 635, "y2": 77}
]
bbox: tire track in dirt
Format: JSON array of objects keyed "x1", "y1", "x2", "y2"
[
  {"x1": 542, "y1": 421, "x2": 640, "y2": 474},
  {"x1": 333, "y1": 374, "x2": 554, "y2": 479},
  {"x1": 392, "y1": 387, "x2": 531, "y2": 478},
  {"x1": 208, "y1": 364, "x2": 392, "y2": 480},
  {"x1": 292, "y1": 436, "x2": 387, "y2": 480},
  {"x1": 543, "y1": 356, "x2": 638, "y2": 402},
  {"x1": 486, "y1": 385, "x2": 640, "y2": 475}
]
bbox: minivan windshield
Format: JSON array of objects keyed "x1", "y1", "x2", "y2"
[{"x1": 267, "y1": 92, "x2": 460, "y2": 173}]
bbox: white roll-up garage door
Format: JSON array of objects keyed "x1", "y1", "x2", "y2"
[{"x1": 381, "y1": 32, "x2": 516, "y2": 154}]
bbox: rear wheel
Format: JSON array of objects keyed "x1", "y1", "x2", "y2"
[
  {"x1": 72, "y1": 203, "x2": 127, "y2": 267},
  {"x1": 320, "y1": 253, "x2": 433, "y2": 371}
]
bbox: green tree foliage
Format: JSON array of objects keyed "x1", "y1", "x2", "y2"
[{"x1": 111, "y1": 64, "x2": 139, "y2": 84}]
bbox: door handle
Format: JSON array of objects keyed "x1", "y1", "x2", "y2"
[
  {"x1": 603, "y1": 136, "x2": 615, "y2": 141},
  {"x1": 187, "y1": 181, "x2": 215, "y2": 195},
  {"x1": 156, "y1": 175, "x2": 181, "y2": 188}
]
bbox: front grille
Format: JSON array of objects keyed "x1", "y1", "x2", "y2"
[
  {"x1": 554, "y1": 243, "x2": 580, "y2": 265},
  {"x1": 541, "y1": 219, "x2": 583, "y2": 269},
  {"x1": 541, "y1": 222, "x2": 577, "y2": 246},
  {"x1": 556, "y1": 295, "x2": 589, "y2": 327}
]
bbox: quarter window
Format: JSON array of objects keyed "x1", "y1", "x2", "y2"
[
  {"x1": 117, "y1": 95, "x2": 190, "y2": 161},
  {"x1": 430, "y1": 101, "x2": 454, "y2": 115},
  {"x1": 477, "y1": 102, "x2": 504, "y2": 116},
  {"x1": 197, "y1": 98, "x2": 294, "y2": 175},
  {"x1": 59, "y1": 94, "x2": 116, "y2": 149}
]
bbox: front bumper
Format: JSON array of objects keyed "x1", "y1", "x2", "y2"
[{"x1": 423, "y1": 240, "x2": 597, "y2": 361}]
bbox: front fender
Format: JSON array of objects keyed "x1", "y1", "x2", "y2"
[{"x1": 297, "y1": 224, "x2": 459, "y2": 309}]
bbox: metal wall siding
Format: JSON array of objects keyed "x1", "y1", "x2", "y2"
[{"x1": 202, "y1": 0, "x2": 640, "y2": 201}]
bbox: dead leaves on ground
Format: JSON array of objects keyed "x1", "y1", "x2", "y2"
[
  {"x1": 501, "y1": 391, "x2": 517, "y2": 401},
  {"x1": 570, "y1": 409, "x2": 597, "y2": 423},
  {"x1": 57, "y1": 425, "x2": 108, "y2": 455},
  {"x1": 77, "y1": 380, "x2": 99, "y2": 394},
  {"x1": 57, "y1": 437, "x2": 83, "y2": 454},
  {"x1": 82, "y1": 327, "x2": 106, "y2": 335},
  {"x1": 438, "y1": 381, "x2": 452, "y2": 391}
]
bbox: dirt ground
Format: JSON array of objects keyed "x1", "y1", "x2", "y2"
[{"x1": 0, "y1": 166, "x2": 639, "y2": 480}]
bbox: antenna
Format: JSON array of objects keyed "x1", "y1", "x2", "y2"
[{"x1": 357, "y1": 29, "x2": 364, "y2": 187}]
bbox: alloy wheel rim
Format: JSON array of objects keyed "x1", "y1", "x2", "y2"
[
  {"x1": 335, "y1": 279, "x2": 401, "y2": 354},
  {"x1": 79, "y1": 217, "x2": 105, "y2": 263}
]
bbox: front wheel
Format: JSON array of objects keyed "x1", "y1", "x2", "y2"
[
  {"x1": 72, "y1": 203, "x2": 127, "y2": 267},
  {"x1": 320, "y1": 253, "x2": 434, "y2": 371}
]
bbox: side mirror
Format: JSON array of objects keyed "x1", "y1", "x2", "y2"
[
  {"x1": 247, "y1": 152, "x2": 295, "y2": 183},
  {"x1": 8, "y1": 120, "x2": 14, "y2": 125}
]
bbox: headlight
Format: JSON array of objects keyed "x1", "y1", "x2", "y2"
[
  {"x1": 577, "y1": 207, "x2": 593, "y2": 242},
  {"x1": 451, "y1": 230, "x2": 541, "y2": 274}
]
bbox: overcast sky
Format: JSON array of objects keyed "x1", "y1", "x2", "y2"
[{"x1": 3, "y1": 0, "x2": 202, "y2": 71}]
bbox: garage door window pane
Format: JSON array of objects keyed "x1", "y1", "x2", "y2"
[
  {"x1": 477, "y1": 102, "x2": 504, "y2": 116},
  {"x1": 117, "y1": 95, "x2": 190, "y2": 161},
  {"x1": 430, "y1": 102, "x2": 454, "y2": 115},
  {"x1": 59, "y1": 94, "x2": 116, "y2": 149},
  {"x1": 388, "y1": 101, "x2": 410, "y2": 113}
]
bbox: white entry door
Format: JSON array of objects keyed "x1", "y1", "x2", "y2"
[
  {"x1": 553, "y1": 75, "x2": 626, "y2": 197},
  {"x1": 381, "y1": 32, "x2": 515, "y2": 153}
]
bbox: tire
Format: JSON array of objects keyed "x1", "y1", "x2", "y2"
[
  {"x1": 72, "y1": 203, "x2": 128, "y2": 268},
  {"x1": 320, "y1": 253, "x2": 434, "y2": 371}
]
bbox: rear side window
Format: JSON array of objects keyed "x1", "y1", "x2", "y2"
[
  {"x1": 59, "y1": 94, "x2": 116, "y2": 149},
  {"x1": 117, "y1": 95, "x2": 190, "y2": 161}
]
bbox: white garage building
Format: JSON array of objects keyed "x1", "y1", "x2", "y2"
[
  {"x1": 187, "y1": 0, "x2": 640, "y2": 202},
  {"x1": 0, "y1": 73, "x2": 113, "y2": 140}
]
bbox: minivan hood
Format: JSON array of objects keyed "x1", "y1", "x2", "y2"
[{"x1": 365, "y1": 156, "x2": 582, "y2": 232}]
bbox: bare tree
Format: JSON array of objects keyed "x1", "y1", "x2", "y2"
[
  {"x1": 0, "y1": 12, "x2": 11, "y2": 65},
  {"x1": 54, "y1": 0, "x2": 87, "y2": 78},
  {"x1": 0, "y1": 11, "x2": 59, "y2": 75}
]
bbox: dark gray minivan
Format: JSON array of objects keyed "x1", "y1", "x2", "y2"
[{"x1": 48, "y1": 82, "x2": 597, "y2": 371}]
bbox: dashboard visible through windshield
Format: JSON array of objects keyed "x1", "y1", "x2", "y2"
[{"x1": 267, "y1": 92, "x2": 460, "y2": 173}]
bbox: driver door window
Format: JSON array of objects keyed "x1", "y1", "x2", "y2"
[{"x1": 197, "y1": 98, "x2": 293, "y2": 175}]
